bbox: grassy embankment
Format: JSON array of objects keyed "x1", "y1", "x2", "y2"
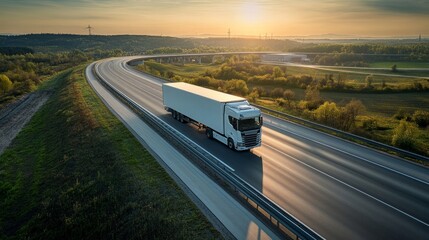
[{"x1": 0, "y1": 66, "x2": 221, "y2": 239}]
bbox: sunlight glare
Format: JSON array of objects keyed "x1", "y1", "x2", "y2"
[{"x1": 242, "y1": 2, "x2": 261, "y2": 23}]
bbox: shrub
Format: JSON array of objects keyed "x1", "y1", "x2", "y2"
[
  {"x1": 0, "y1": 74, "x2": 13, "y2": 94},
  {"x1": 393, "y1": 109, "x2": 412, "y2": 121},
  {"x1": 283, "y1": 89, "x2": 295, "y2": 107},
  {"x1": 412, "y1": 110, "x2": 429, "y2": 128},
  {"x1": 192, "y1": 76, "x2": 211, "y2": 87},
  {"x1": 247, "y1": 90, "x2": 259, "y2": 103},
  {"x1": 270, "y1": 87, "x2": 284, "y2": 98},
  {"x1": 362, "y1": 118, "x2": 378, "y2": 130},
  {"x1": 391, "y1": 120, "x2": 417, "y2": 150},
  {"x1": 275, "y1": 98, "x2": 286, "y2": 107},
  {"x1": 223, "y1": 79, "x2": 248, "y2": 96},
  {"x1": 314, "y1": 101, "x2": 340, "y2": 126}
]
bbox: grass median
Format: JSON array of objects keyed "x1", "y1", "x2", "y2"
[{"x1": 0, "y1": 66, "x2": 221, "y2": 239}]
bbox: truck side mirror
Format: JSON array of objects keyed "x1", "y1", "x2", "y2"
[{"x1": 260, "y1": 116, "x2": 263, "y2": 126}]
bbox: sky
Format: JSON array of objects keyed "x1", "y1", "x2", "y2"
[{"x1": 1, "y1": 0, "x2": 428, "y2": 37}]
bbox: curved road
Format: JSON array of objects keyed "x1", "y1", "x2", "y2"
[{"x1": 94, "y1": 57, "x2": 429, "y2": 239}]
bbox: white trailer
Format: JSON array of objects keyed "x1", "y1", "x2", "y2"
[{"x1": 162, "y1": 82, "x2": 262, "y2": 151}]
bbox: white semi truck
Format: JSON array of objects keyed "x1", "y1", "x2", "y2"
[{"x1": 162, "y1": 82, "x2": 262, "y2": 151}]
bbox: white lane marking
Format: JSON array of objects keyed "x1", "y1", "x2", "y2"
[
  {"x1": 264, "y1": 118, "x2": 429, "y2": 186},
  {"x1": 121, "y1": 61, "x2": 163, "y2": 86},
  {"x1": 102, "y1": 61, "x2": 163, "y2": 101},
  {"x1": 265, "y1": 143, "x2": 429, "y2": 228}
]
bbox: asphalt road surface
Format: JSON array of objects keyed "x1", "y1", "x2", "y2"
[{"x1": 94, "y1": 57, "x2": 429, "y2": 239}]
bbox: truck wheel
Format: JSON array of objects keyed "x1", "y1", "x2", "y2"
[
  {"x1": 228, "y1": 138, "x2": 235, "y2": 150},
  {"x1": 206, "y1": 128, "x2": 213, "y2": 139}
]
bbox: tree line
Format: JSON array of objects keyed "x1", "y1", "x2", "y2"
[
  {"x1": 0, "y1": 48, "x2": 125, "y2": 106},
  {"x1": 290, "y1": 43, "x2": 429, "y2": 55},
  {"x1": 0, "y1": 34, "x2": 303, "y2": 54}
]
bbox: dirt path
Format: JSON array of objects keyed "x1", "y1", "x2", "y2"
[{"x1": 0, "y1": 91, "x2": 51, "y2": 154}]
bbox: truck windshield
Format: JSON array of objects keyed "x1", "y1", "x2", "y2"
[{"x1": 238, "y1": 117, "x2": 261, "y2": 131}]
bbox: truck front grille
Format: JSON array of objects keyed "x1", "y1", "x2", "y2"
[{"x1": 242, "y1": 130, "x2": 260, "y2": 147}]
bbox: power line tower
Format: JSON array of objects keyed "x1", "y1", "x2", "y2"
[
  {"x1": 86, "y1": 25, "x2": 93, "y2": 36},
  {"x1": 228, "y1": 28, "x2": 231, "y2": 49}
]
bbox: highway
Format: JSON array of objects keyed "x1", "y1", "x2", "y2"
[{"x1": 94, "y1": 57, "x2": 429, "y2": 239}]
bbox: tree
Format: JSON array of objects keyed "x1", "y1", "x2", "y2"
[
  {"x1": 340, "y1": 99, "x2": 366, "y2": 130},
  {"x1": 272, "y1": 66, "x2": 284, "y2": 78},
  {"x1": 304, "y1": 85, "x2": 321, "y2": 109},
  {"x1": 391, "y1": 120, "x2": 417, "y2": 150},
  {"x1": 336, "y1": 74, "x2": 346, "y2": 88},
  {"x1": 305, "y1": 85, "x2": 320, "y2": 102},
  {"x1": 0, "y1": 74, "x2": 13, "y2": 94},
  {"x1": 365, "y1": 75, "x2": 373, "y2": 89},
  {"x1": 314, "y1": 102, "x2": 340, "y2": 126},
  {"x1": 283, "y1": 89, "x2": 295, "y2": 107},
  {"x1": 224, "y1": 79, "x2": 248, "y2": 96}
]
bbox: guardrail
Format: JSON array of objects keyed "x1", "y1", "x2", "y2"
[
  {"x1": 90, "y1": 62, "x2": 324, "y2": 240},
  {"x1": 254, "y1": 104, "x2": 429, "y2": 164}
]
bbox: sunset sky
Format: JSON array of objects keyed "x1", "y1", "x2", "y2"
[{"x1": 1, "y1": 0, "x2": 428, "y2": 37}]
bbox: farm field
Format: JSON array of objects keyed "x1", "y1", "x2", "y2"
[
  {"x1": 284, "y1": 65, "x2": 429, "y2": 83},
  {"x1": 266, "y1": 88, "x2": 429, "y2": 117},
  {"x1": 137, "y1": 58, "x2": 429, "y2": 158},
  {"x1": 369, "y1": 62, "x2": 429, "y2": 68}
]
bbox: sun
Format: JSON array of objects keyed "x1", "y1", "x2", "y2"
[{"x1": 241, "y1": 2, "x2": 261, "y2": 23}]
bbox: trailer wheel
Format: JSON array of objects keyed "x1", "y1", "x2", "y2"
[
  {"x1": 206, "y1": 128, "x2": 213, "y2": 139},
  {"x1": 227, "y1": 138, "x2": 235, "y2": 150},
  {"x1": 179, "y1": 113, "x2": 184, "y2": 123},
  {"x1": 172, "y1": 110, "x2": 176, "y2": 119}
]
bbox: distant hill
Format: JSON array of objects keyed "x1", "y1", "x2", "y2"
[{"x1": 0, "y1": 34, "x2": 301, "y2": 53}]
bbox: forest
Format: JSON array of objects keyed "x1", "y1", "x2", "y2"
[{"x1": 0, "y1": 34, "x2": 301, "y2": 53}]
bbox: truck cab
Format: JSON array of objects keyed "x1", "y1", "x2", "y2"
[{"x1": 224, "y1": 101, "x2": 262, "y2": 151}]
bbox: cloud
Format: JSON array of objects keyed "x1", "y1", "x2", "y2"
[{"x1": 363, "y1": 0, "x2": 429, "y2": 14}]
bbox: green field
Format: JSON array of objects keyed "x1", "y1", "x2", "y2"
[
  {"x1": 284, "y1": 66, "x2": 429, "y2": 86},
  {"x1": 369, "y1": 62, "x2": 429, "y2": 68},
  {"x1": 320, "y1": 91, "x2": 429, "y2": 116},
  {"x1": 268, "y1": 88, "x2": 429, "y2": 117},
  {"x1": 0, "y1": 66, "x2": 220, "y2": 239}
]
